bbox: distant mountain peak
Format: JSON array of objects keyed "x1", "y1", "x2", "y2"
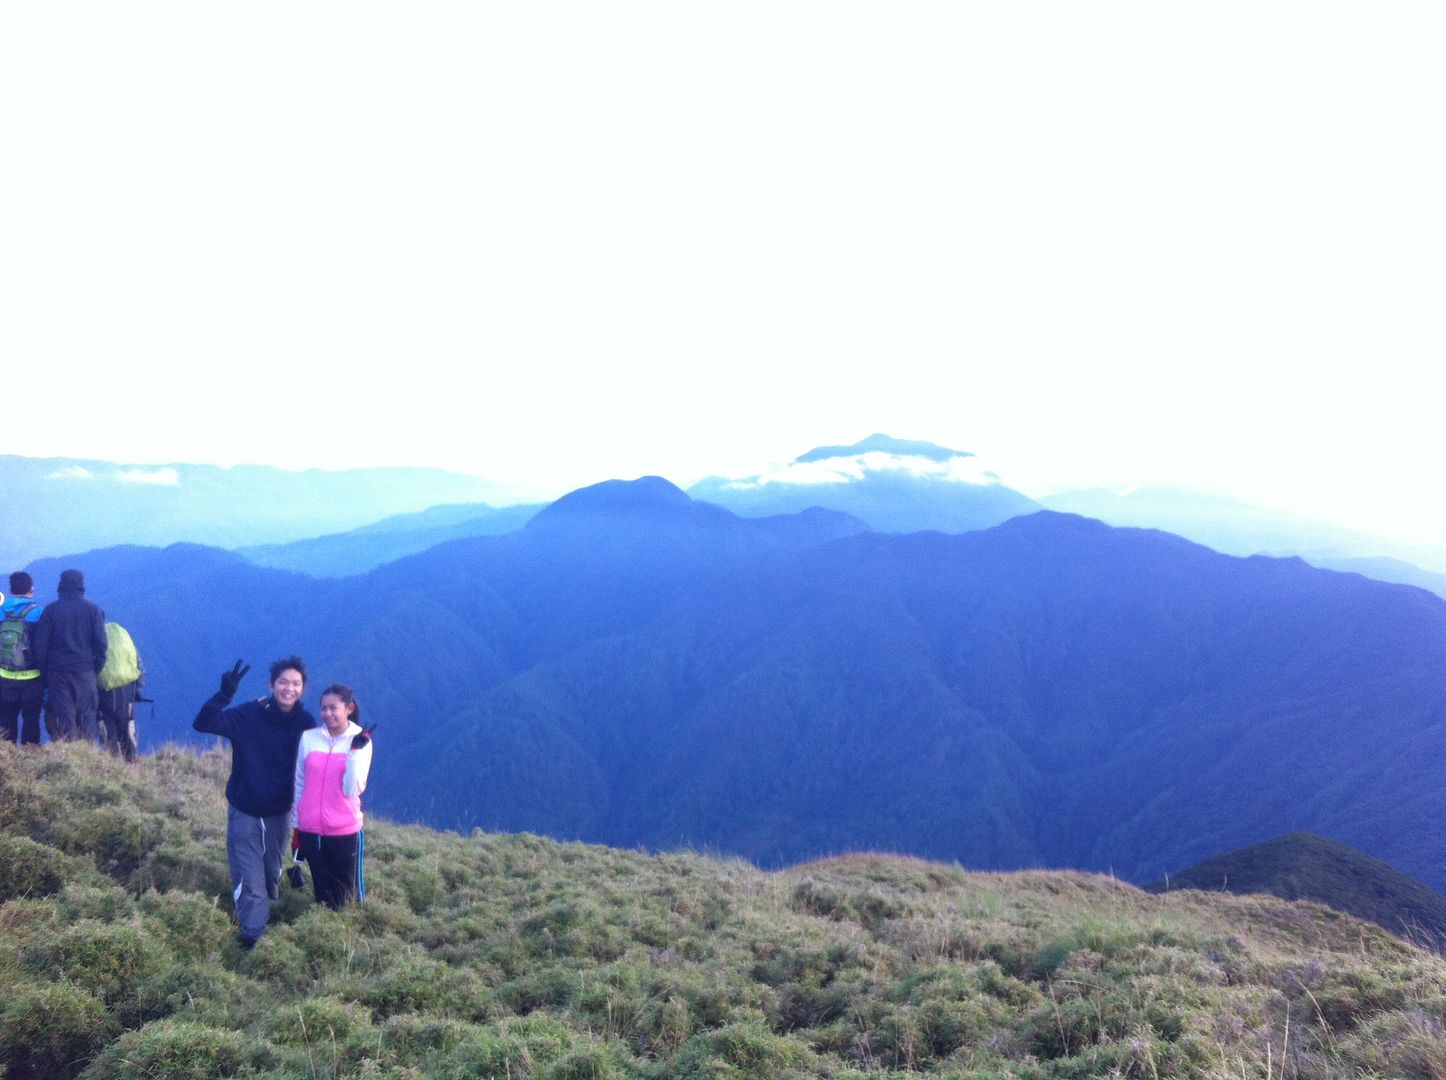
[
  {"x1": 529, "y1": 476, "x2": 695, "y2": 525},
  {"x1": 795, "y1": 434, "x2": 973, "y2": 465}
]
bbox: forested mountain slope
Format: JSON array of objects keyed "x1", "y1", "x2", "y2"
[
  {"x1": 24, "y1": 480, "x2": 1446, "y2": 896},
  {"x1": 373, "y1": 508, "x2": 1446, "y2": 892}
]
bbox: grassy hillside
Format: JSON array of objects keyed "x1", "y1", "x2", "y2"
[
  {"x1": 1147, "y1": 832, "x2": 1446, "y2": 952},
  {"x1": 3, "y1": 744, "x2": 1446, "y2": 1079}
]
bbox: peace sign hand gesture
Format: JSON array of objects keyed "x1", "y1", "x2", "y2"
[{"x1": 219, "y1": 660, "x2": 250, "y2": 701}]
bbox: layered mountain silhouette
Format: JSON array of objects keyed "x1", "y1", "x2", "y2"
[
  {"x1": 1148, "y1": 832, "x2": 1446, "y2": 951},
  {"x1": 26, "y1": 476, "x2": 1446, "y2": 896},
  {"x1": 13, "y1": 439, "x2": 1443, "y2": 595},
  {"x1": 238, "y1": 502, "x2": 542, "y2": 577}
]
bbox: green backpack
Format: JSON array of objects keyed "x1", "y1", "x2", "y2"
[
  {"x1": 98, "y1": 622, "x2": 142, "y2": 691},
  {"x1": 0, "y1": 603, "x2": 37, "y2": 671}
]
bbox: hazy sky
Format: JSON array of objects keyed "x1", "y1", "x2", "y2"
[{"x1": 3, "y1": 4, "x2": 1442, "y2": 545}]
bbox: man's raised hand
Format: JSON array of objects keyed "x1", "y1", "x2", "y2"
[{"x1": 219, "y1": 660, "x2": 250, "y2": 700}]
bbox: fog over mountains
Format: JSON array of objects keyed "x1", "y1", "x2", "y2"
[
  {"x1": 0, "y1": 454, "x2": 504, "y2": 570},
  {"x1": 14, "y1": 442, "x2": 1446, "y2": 896},
  {"x1": 1040, "y1": 485, "x2": 1446, "y2": 584}
]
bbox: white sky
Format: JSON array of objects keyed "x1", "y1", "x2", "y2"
[{"x1": 3, "y1": 3, "x2": 1443, "y2": 546}]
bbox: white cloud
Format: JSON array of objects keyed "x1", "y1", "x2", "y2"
[
  {"x1": 115, "y1": 467, "x2": 180, "y2": 487},
  {"x1": 728, "y1": 450, "x2": 1001, "y2": 490},
  {"x1": 45, "y1": 466, "x2": 95, "y2": 481}
]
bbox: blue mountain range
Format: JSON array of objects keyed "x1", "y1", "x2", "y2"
[{"x1": 22, "y1": 471, "x2": 1446, "y2": 896}]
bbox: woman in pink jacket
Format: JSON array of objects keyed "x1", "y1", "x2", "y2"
[{"x1": 291, "y1": 684, "x2": 374, "y2": 908}]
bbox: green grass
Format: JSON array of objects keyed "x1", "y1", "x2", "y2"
[{"x1": 2, "y1": 742, "x2": 1446, "y2": 1078}]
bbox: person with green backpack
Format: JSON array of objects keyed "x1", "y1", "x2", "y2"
[
  {"x1": 1, "y1": 571, "x2": 46, "y2": 746},
  {"x1": 98, "y1": 621, "x2": 144, "y2": 760}
]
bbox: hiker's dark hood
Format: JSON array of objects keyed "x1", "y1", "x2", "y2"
[{"x1": 58, "y1": 569, "x2": 86, "y2": 597}]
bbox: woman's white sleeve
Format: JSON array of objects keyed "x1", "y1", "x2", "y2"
[{"x1": 343, "y1": 740, "x2": 372, "y2": 798}]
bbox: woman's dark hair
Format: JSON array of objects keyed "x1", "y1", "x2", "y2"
[
  {"x1": 320, "y1": 683, "x2": 360, "y2": 724},
  {"x1": 269, "y1": 656, "x2": 307, "y2": 685}
]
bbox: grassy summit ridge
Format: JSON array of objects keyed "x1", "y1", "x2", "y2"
[{"x1": 2, "y1": 744, "x2": 1445, "y2": 1078}]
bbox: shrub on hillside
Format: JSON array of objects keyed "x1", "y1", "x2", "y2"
[
  {"x1": 431, "y1": 1014, "x2": 590, "y2": 1079},
  {"x1": 881, "y1": 911, "x2": 987, "y2": 963},
  {"x1": 22, "y1": 920, "x2": 170, "y2": 1004},
  {"x1": 353, "y1": 891, "x2": 422, "y2": 937},
  {"x1": 522, "y1": 894, "x2": 630, "y2": 961},
  {"x1": 239, "y1": 934, "x2": 313, "y2": 993},
  {"x1": 377, "y1": 850, "x2": 448, "y2": 914},
  {"x1": 790, "y1": 877, "x2": 915, "y2": 930},
  {"x1": 282, "y1": 907, "x2": 360, "y2": 978},
  {"x1": 57, "y1": 883, "x2": 133, "y2": 922},
  {"x1": 0, "y1": 833, "x2": 86, "y2": 900},
  {"x1": 669, "y1": 1020, "x2": 819, "y2": 1079},
  {"x1": 1338, "y1": 1007, "x2": 1446, "y2": 1078},
  {"x1": 118, "y1": 963, "x2": 266, "y2": 1031},
  {"x1": 269, "y1": 994, "x2": 374, "y2": 1047},
  {"x1": 357, "y1": 950, "x2": 493, "y2": 1019},
  {"x1": 127, "y1": 830, "x2": 231, "y2": 897},
  {"x1": 377, "y1": 1013, "x2": 494, "y2": 1058},
  {"x1": 0, "y1": 980, "x2": 115, "y2": 1080},
  {"x1": 540, "y1": 1037, "x2": 634, "y2": 1080},
  {"x1": 79, "y1": 1019, "x2": 271, "y2": 1079},
  {"x1": 137, "y1": 888, "x2": 233, "y2": 959},
  {"x1": 88, "y1": 805, "x2": 170, "y2": 881},
  {"x1": 849, "y1": 994, "x2": 1011, "y2": 1068}
]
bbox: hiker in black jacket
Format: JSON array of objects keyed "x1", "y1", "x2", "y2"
[
  {"x1": 194, "y1": 656, "x2": 317, "y2": 950},
  {"x1": 32, "y1": 569, "x2": 107, "y2": 742}
]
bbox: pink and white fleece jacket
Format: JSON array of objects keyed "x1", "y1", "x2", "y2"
[{"x1": 291, "y1": 722, "x2": 372, "y2": 836}]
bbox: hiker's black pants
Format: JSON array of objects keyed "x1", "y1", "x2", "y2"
[
  {"x1": 0, "y1": 676, "x2": 44, "y2": 745},
  {"x1": 45, "y1": 670, "x2": 99, "y2": 743},
  {"x1": 297, "y1": 830, "x2": 364, "y2": 910}
]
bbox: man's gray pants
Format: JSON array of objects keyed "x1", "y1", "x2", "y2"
[
  {"x1": 226, "y1": 804, "x2": 289, "y2": 943},
  {"x1": 45, "y1": 670, "x2": 100, "y2": 742}
]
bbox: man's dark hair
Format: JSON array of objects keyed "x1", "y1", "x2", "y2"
[
  {"x1": 8, "y1": 571, "x2": 33, "y2": 595},
  {"x1": 269, "y1": 656, "x2": 307, "y2": 685}
]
